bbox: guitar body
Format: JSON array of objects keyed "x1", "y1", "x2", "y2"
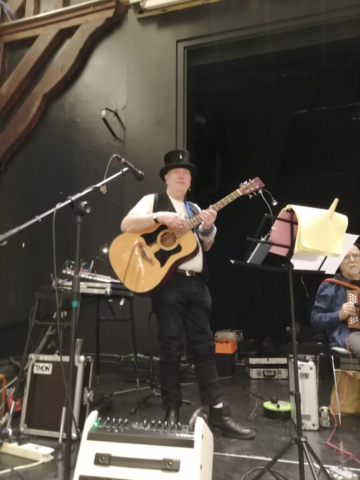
[{"x1": 109, "y1": 224, "x2": 199, "y2": 294}]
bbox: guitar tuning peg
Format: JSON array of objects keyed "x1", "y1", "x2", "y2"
[{"x1": 249, "y1": 194, "x2": 253, "y2": 199}]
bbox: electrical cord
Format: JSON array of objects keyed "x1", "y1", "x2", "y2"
[
  {"x1": 236, "y1": 375, "x2": 267, "y2": 401},
  {"x1": 28, "y1": 305, "x2": 35, "y2": 355},
  {"x1": 300, "y1": 275, "x2": 309, "y2": 298},
  {"x1": 91, "y1": 256, "x2": 112, "y2": 269},
  {"x1": 238, "y1": 383, "x2": 267, "y2": 402},
  {"x1": 103, "y1": 154, "x2": 120, "y2": 182},
  {"x1": 99, "y1": 154, "x2": 121, "y2": 194},
  {"x1": 52, "y1": 204, "x2": 80, "y2": 438},
  {"x1": 259, "y1": 190, "x2": 273, "y2": 218},
  {"x1": 0, "y1": 459, "x2": 45, "y2": 477}
]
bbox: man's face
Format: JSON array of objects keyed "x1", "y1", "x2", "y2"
[
  {"x1": 165, "y1": 168, "x2": 191, "y2": 194},
  {"x1": 340, "y1": 245, "x2": 360, "y2": 279}
]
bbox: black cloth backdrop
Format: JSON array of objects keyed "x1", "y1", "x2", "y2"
[{"x1": 188, "y1": 44, "x2": 360, "y2": 345}]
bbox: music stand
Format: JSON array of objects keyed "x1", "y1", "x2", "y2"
[{"x1": 233, "y1": 211, "x2": 332, "y2": 480}]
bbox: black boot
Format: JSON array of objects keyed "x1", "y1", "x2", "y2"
[
  {"x1": 209, "y1": 404, "x2": 255, "y2": 440},
  {"x1": 164, "y1": 407, "x2": 180, "y2": 423}
]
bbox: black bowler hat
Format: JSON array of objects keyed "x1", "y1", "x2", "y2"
[{"x1": 159, "y1": 149, "x2": 197, "y2": 181}]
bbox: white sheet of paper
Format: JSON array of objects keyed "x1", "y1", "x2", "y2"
[
  {"x1": 291, "y1": 253, "x2": 325, "y2": 271},
  {"x1": 291, "y1": 233, "x2": 359, "y2": 273},
  {"x1": 322, "y1": 234, "x2": 359, "y2": 274}
]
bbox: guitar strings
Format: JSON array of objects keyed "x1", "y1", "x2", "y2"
[{"x1": 149, "y1": 183, "x2": 254, "y2": 246}]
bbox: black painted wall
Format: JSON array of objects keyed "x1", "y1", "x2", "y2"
[{"x1": 1, "y1": 0, "x2": 360, "y2": 359}]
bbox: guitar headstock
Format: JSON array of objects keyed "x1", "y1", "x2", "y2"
[{"x1": 239, "y1": 177, "x2": 265, "y2": 196}]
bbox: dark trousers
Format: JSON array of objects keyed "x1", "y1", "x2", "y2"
[{"x1": 151, "y1": 273, "x2": 222, "y2": 410}]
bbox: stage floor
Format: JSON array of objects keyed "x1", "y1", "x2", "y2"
[{"x1": 1, "y1": 369, "x2": 360, "y2": 479}]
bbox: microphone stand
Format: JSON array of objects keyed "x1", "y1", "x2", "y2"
[
  {"x1": 64, "y1": 199, "x2": 89, "y2": 480},
  {"x1": 0, "y1": 159, "x2": 131, "y2": 244},
  {"x1": 0, "y1": 157, "x2": 137, "y2": 480}
]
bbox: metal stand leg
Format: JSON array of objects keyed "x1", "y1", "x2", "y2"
[
  {"x1": 303, "y1": 442, "x2": 319, "y2": 480},
  {"x1": 57, "y1": 407, "x2": 67, "y2": 450},
  {"x1": 95, "y1": 298, "x2": 100, "y2": 385},
  {"x1": 1, "y1": 299, "x2": 39, "y2": 437},
  {"x1": 128, "y1": 297, "x2": 140, "y2": 400},
  {"x1": 253, "y1": 438, "x2": 295, "y2": 479},
  {"x1": 64, "y1": 203, "x2": 89, "y2": 480},
  {"x1": 306, "y1": 440, "x2": 332, "y2": 479},
  {"x1": 331, "y1": 355, "x2": 341, "y2": 426}
]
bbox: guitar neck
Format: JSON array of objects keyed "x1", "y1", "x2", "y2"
[{"x1": 173, "y1": 188, "x2": 243, "y2": 238}]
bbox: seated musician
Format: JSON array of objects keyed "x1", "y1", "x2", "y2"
[{"x1": 311, "y1": 244, "x2": 360, "y2": 364}]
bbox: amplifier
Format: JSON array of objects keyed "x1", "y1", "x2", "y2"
[
  {"x1": 74, "y1": 411, "x2": 213, "y2": 480},
  {"x1": 20, "y1": 354, "x2": 93, "y2": 439},
  {"x1": 288, "y1": 357, "x2": 319, "y2": 431}
]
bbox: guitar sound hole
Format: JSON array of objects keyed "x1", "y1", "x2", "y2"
[{"x1": 160, "y1": 232, "x2": 177, "y2": 248}]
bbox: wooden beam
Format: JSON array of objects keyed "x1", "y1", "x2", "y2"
[
  {"x1": 0, "y1": 42, "x2": 5, "y2": 87},
  {"x1": 0, "y1": 0, "x2": 124, "y2": 43},
  {"x1": 0, "y1": 18, "x2": 110, "y2": 167},
  {"x1": 3, "y1": 0, "x2": 26, "y2": 17},
  {"x1": 25, "y1": 0, "x2": 40, "y2": 17},
  {"x1": 53, "y1": 0, "x2": 68, "y2": 9},
  {"x1": 0, "y1": 30, "x2": 63, "y2": 116}
]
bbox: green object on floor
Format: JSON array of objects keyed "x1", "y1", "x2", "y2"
[{"x1": 263, "y1": 397, "x2": 291, "y2": 419}]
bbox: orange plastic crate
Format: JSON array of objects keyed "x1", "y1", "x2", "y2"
[{"x1": 215, "y1": 339, "x2": 237, "y2": 354}]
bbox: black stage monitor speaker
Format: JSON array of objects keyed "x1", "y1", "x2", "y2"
[{"x1": 20, "y1": 354, "x2": 93, "y2": 439}]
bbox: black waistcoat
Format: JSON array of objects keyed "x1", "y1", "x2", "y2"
[{"x1": 153, "y1": 192, "x2": 209, "y2": 283}]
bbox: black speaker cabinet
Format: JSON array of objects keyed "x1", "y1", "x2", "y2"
[{"x1": 20, "y1": 354, "x2": 93, "y2": 439}]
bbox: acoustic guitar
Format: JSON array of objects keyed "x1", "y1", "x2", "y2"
[{"x1": 109, "y1": 178, "x2": 265, "y2": 294}]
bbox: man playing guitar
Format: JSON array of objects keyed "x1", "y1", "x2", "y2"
[{"x1": 121, "y1": 149, "x2": 255, "y2": 440}]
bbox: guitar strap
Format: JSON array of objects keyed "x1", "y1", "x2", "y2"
[{"x1": 184, "y1": 200, "x2": 192, "y2": 219}]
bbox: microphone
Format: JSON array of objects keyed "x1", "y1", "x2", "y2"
[
  {"x1": 118, "y1": 156, "x2": 144, "y2": 181},
  {"x1": 262, "y1": 189, "x2": 278, "y2": 206}
]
